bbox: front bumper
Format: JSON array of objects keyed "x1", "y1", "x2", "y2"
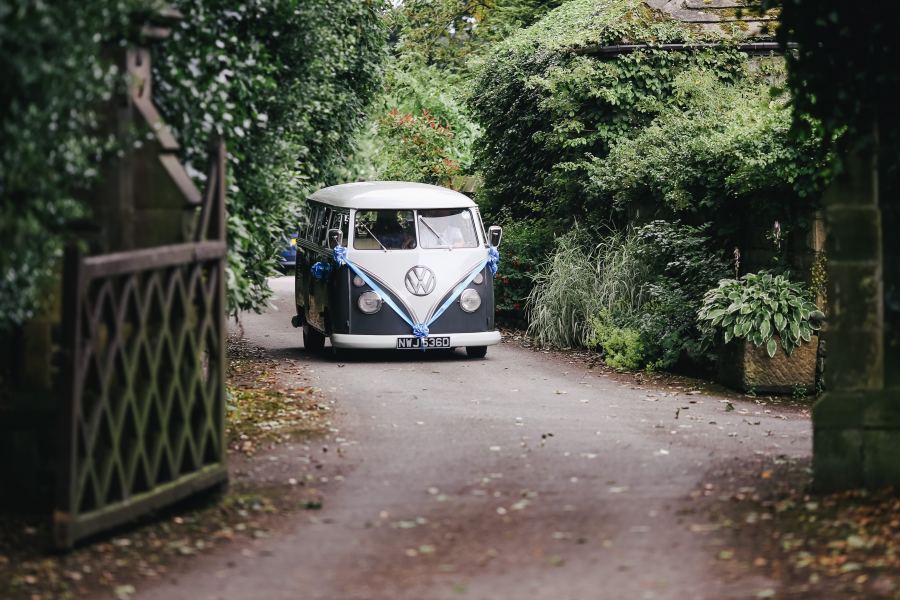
[{"x1": 330, "y1": 330, "x2": 501, "y2": 350}]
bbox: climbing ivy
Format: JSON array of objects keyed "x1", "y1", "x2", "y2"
[
  {"x1": 155, "y1": 0, "x2": 387, "y2": 313},
  {"x1": 584, "y1": 65, "x2": 830, "y2": 229},
  {"x1": 468, "y1": 0, "x2": 751, "y2": 227},
  {"x1": 0, "y1": 0, "x2": 144, "y2": 333},
  {"x1": 0, "y1": 1, "x2": 388, "y2": 330}
]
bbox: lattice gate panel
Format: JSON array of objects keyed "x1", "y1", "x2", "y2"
[
  {"x1": 55, "y1": 141, "x2": 228, "y2": 548},
  {"x1": 55, "y1": 241, "x2": 228, "y2": 547}
]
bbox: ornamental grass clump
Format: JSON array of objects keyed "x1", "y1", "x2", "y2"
[
  {"x1": 526, "y1": 232, "x2": 600, "y2": 348},
  {"x1": 697, "y1": 271, "x2": 825, "y2": 358}
]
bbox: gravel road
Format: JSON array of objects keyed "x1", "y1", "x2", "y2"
[{"x1": 139, "y1": 276, "x2": 811, "y2": 600}]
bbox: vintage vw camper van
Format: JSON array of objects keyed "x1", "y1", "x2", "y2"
[{"x1": 291, "y1": 182, "x2": 502, "y2": 358}]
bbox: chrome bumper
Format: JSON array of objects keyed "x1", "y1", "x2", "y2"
[{"x1": 330, "y1": 330, "x2": 502, "y2": 350}]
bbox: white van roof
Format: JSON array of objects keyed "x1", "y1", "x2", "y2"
[{"x1": 309, "y1": 181, "x2": 477, "y2": 210}]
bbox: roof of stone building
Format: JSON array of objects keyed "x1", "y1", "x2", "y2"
[{"x1": 644, "y1": 0, "x2": 778, "y2": 37}]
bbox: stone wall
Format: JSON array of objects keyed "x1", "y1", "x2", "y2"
[{"x1": 813, "y1": 143, "x2": 898, "y2": 490}]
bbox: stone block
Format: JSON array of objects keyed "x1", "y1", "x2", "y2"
[
  {"x1": 813, "y1": 391, "x2": 867, "y2": 429},
  {"x1": 863, "y1": 429, "x2": 900, "y2": 488},
  {"x1": 718, "y1": 337, "x2": 818, "y2": 394},
  {"x1": 826, "y1": 207, "x2": 882, "y2": 261},
  {"x1": 812, "y1": 427, "x2": 864, "y2": 491},
  {"x1": 827, "y1": 263, "x2": 882, "y2": 331},
  {"x1": 862, "y1": 390, "x2": 900, "y2": 428},
  {"x1": 824, "y1": 330, "x2": 884, "y2": 391}
]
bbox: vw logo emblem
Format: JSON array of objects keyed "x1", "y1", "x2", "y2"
[{"x1": 405, "y1": 266, "x2": 437, "y2": 296}]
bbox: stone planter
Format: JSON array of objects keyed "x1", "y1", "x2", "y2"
[{"x1": 717, "y1": 335, "x2": 819, "y2": 394}]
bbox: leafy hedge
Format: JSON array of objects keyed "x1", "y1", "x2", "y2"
[
  {"x1": 527, "y1": 221, "x2": 728, "y2": 371},
  {"x1": 469, "y1": 0, "x2": 746, "y2": 225},
  {"x1": 469, "y1": 0, "x2": 829, "y2": 235},
  {"x1": 154, "y1": 0, "x2": 386, "y2": 312},
  {"x1": 585, "y1": 65, "x2": 829, "y2": 232},
  {"x1": 0, "y1": 0, "x2": 140, "y2": 333},
  {"x1": 0, "y1": 1, "x2": 386, "y2": 333}
]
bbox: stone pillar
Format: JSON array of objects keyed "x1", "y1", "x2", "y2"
[{"x1": 812, "y1": 144, "x2": 894, "y2": 490}]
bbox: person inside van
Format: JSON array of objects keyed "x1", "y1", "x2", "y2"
[
  {"x1": 418, "y1": 208, "x2": 477, "y2": 248},
  {"x1": 355, "y1": 210, "x2": 416, "y2": 250}
]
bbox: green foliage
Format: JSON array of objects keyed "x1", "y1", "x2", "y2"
[
  {"x1": 469, "y1": 0, "x2": 750, "y2": 226},
  {"x1": 629, "y1": 221, "x2": 729, "y2": 370},
  {"x1": 376, "y1": 109, "x2": 461, "y2": 184},
  {"x1": 586, "y1": 317, "x2": 644, "y2": 371},
  {"x1": 154, "y1": 0, "x2": 387, "y2": 313},
  {"x1": 390, "y1": 0, "x2": 565, "y2": 72},
  {"x1": 0, "y1": 1, "x2": 387, "y2": 327},
  {"x1": 366, "y1": 61, "x2": 477, "y2": 183},
  {"x1": 365, "y1": 1, "x2": 565, "y2": 181},
  {"x1": 0, "y1": 0, "x2": 145, "y2": 333},
  {"x1": 586, "y1": 67, "x2": 829, "y2": 220},
  {"x1": 525, "y1": 226, "x2": 650, "y2": 350},
  {"x1": 768, "y1": 3, "x2": 898, "y2": 162},
  {"x1": 698, "y1": 271, "x2": 824, "y2": 357},
  {"x1": 492, "y1": 217, "x2": 554, "y2": 326},
  {"x1": 526, "y1": 221, "x2": 728, "y2": 370},
  {"x1": 525, "y1": 231, "x2": 599, "y2": 348}
]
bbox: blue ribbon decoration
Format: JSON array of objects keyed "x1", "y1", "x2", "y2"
[
  {"x1": 329, "y1": 244, "x2": 500, "y2": 348},
  {"x1": 310, "y1": 261, "x2": 332, "y2": 280},
  {"x1": 333, "y1": 245, "x2": 348, "y2": 267},
  {"x1": 487, "y1": 245, "x2": 500, "y2": 275}
]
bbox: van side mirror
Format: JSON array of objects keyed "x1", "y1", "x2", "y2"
[
  {"x1": 488, "y1": 225, "x2": 503, "y2": 248},
  {"x1": 327, "y1": 228, "x2": 344, "y2": 249}
]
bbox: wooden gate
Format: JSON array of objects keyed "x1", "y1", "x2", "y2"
[{"x1": 55, "y1": 143, "x2": 228, "y2": 548}]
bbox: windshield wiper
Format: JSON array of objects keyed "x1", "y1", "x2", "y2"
[
  {"x1": 418, "y1": 216, "x2": 450, "y2": 248},
  {"x1": 360, "y1": 223, "x2": 388, "y2": 251}
]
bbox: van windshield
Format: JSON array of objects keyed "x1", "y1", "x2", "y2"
[
  {"x1": 417, "y1": 209, "x2": 479, "y2": 249},
  {"x1": 354, "y1": 210, "x2": 416, "y2": 250}
]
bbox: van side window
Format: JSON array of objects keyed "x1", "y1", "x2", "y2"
[
  {"x1": 321, "y1": 208, "x2": 335, "y2": 247},
  {"x1": 303, "y1": 203, "x2": 321, "y2": 242}
]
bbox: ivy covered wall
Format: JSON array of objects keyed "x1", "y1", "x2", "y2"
[
  {"x1": 0, "y1": 0, "x2": 388, "y2": 335},
  {"x1": 469, "y1": 0, "x2": 828, "y2": 236}
]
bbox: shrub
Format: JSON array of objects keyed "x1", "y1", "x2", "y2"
[
  {"x1": 526, "y1": 221, "x2": 728, "y2": 371},
  {"x1": 630, "y1": 221, "x2": 730, "y2": 370},
  {"x1": 525, "y1": 231, "x2": 599, "y2": 347},
  {"x1": 469, "y1": 0, "x2": 747, "y2": 227},
  {"x1": 698, "y1": 271, "x2": 825, "y2": 357},
  {"x1": 154, "y1": 0, "x2": 387, "y2": 313},
  {"x1": 375, "y1": 109, "x2": 461, "y2": 184},
  {"x1": 587, "y1": 317, "x2": 644, "y2": 370},
  {"x1": 492, "y1": 217, "x2": 555, "y2": 327},
  {"x1": 361, "y1": 62, "x2": 480, "y2": 181},
  {"x1": 526, "y1": 227, "x2": 648, "y2": 349}
]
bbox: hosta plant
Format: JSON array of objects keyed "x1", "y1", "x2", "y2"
[{"x1": 698, "y1": 272, "x2": 825, "y2": 358}]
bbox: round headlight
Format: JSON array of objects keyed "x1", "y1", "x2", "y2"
[
  {"x1": 352, "y1": 275, "x2": 365, "y2": 287},
  {"x1": 473, "y1": 272, "x2": 484, "y2": 285},
  {"x1": 459, "y1": 288, "x2": 481, "y2": 313},
  {"x1": 357, "y1": 291, "x2": 382, "y2": 314}
]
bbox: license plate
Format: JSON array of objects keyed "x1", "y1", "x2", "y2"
[{"x1": 396, "y1": 336, "x2": 450, "y2": 349}]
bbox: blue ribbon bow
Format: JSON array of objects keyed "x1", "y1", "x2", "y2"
[
  {"x1": 310, "y1": 261, "x2": 332, "y2": 280},
  {"x1": 487, "y1": 246, "x2": 500, "y2": 275},
  {"x1": 333, "y1": 245, "x2": 348, "y2": 267}
]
